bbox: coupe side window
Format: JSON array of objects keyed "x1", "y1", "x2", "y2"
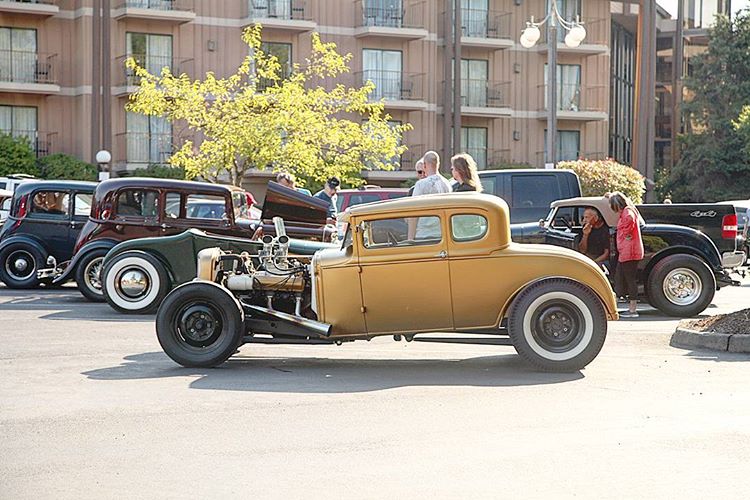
[
  {"x1": 451, "y1": 214, "x2": 488, "y2": 242},
  {"x1": 164, "y1": 192, "x2": 181, "y2": 219},
  {"x1": 74, "y1": 193, "x2": 93, "y2": 217},
  {"x1": 30, "y1": 191, "x2": 69, "y2": 219},
  {"x1": 362, "y1": 216, "x2": 441, "y2": 248},
  {"x1": 115, "y1": 189, "x2": 158, "y2": 220}
]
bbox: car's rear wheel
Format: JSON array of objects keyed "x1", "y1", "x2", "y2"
[
  {"x1": 74, "y1": 249, "x2": 109, "y2": 302},
  {"x1": 645, "y1": 255, "x2": 715, "y2": 317},
  {"x1": 0, "y1": 244, "x2": 45, "y2": 289},
  {"x1": 103, "y1": 251, "x2": 171, "y2": 314},
  {"x1": 507, "y1": 278, "x2": 607, "y2": 372},
  {"x1": 156, "y1": 282, "x2": 244, "y2": 368}
]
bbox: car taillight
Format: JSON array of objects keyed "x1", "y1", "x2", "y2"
[
  {"x1": 16, "y1": 194, "x2": 28, "y2": 219},
  {"x1": 722, "y1": 214, "x2": 738, "y2": 239}
]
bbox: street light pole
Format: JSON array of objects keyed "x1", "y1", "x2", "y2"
[{"x1": 547, "y1": 18, "x2": 558, "y2": 168}]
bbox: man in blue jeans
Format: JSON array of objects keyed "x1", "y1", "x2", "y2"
[{"x1": 314, "y1": 176, "x2": 340, "y2": 225}]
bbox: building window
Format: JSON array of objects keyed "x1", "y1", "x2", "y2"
[
  {"x1": 126, "y1": 112, "x2": 172, "y2": 164},
  {"x1": 363, "y1": 49, "x2": 402, "y2": 100},
  {"x1": 126, "y1": 32, "x2": 173, "y2": 81},
  {"x1": 544, "y1": 129, "x2": 581, "y2": 162},
  {"x1": 362, "y1": 0, "x2": 404, "y2": 28},
  {"x1": 609, "y1": 21, "x2": 635, "y2": 165},
  {"x1": 462, "y1": 0, "x2": 489, "y2": 38},
  {"x1": 0, "y1": 27, "x2": 37, "y2": 83},
  {"x1": 544, "y1": 64, "x2": 581, "y2": 111},
  {"x1": 0, "y1": 105, "x2": 46, "y2": 156},
  {"x1": 460, "y1": 127, "x2": 488, "y2": 169},
  {"x1": 461, "y1": 59, "x2": 489, "y2": 107},
  {"x1": 547, "y1": 0, "x2": 581, "y2": 42},
  {"x1": 251, "y1": 0, "x2": 294, "y2": 20},
  {"x1": 126, "y1": 0, "x2": 179, "y2": 9},
  {"x1": 257, "y1": 41, "x2": 291, "y2": 90}
]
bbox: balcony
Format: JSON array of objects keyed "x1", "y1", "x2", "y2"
[
  {"x1": 114, "y1": 132, "x2": 174, "y2": 170},
  {"x1": 537, "y1": 83, "x2": 608, "y2": 121},
  {"x1": 0, "y1": 0, "x2": 58, "y2": 16},
  {"x1": 538, "y1": 17, "x2": 608, "y2": 55},
  {"x1": 113, "y1": 0, "x2": 196, "y2": 24},
  {"x1": 535, "y1": 150, "x2": 607, "y2": 167},
  {"x1": 0, "y1": 50, "x2": 60, "y2": 94},
  {"x1": 356, "y1": 70, "x2": 428, "y2": 110},
  {"x1": 460, "y1": 80, "x2": 511, "y2": 118},
  {"x1": 241, "y1": 1, "x2": 316, "y2": 32},
  {"x1": 0, "y1": 130, "x2": 57, "y2": 158},
  {"x1": 441, "y1": 9, "x2": 513, "y2": 49},
  {"x1": 113, "y1": 54, "x2": 194, "y2": 95},
  {"x1": 354, "y1": 1, "x2": 428, "y2": 40}
]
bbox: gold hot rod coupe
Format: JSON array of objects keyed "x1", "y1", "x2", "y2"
[{"x1": 156, "y1": 194, "x2": 619, "y2": 372}]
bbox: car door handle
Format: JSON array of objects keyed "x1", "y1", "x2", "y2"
[
  {"x1": 160, "y1": 223, "x2": 168, "y2": 230},
  {"x1": 70, "y1": 221, "x2": 77, "y2": 228},
  {"x1": 437, "y1": 250, "x2": 447, "y2": 259}
]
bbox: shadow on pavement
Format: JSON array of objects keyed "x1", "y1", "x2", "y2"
[
  {"x1": 0, "y1": 289, "x2": 153, "y2": 322},
  {"x1": 82, "y1": 351, "x2": 584, "y2": 393},
  {"x1": 681, "y1": 350, "x2": 750, "y2": 362}
]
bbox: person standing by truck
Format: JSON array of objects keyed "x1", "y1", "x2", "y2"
[
  {"x1": 609, "y1": 192, "x2": 644, "y2": 318},
  {"x1": 450, "y1": 153, "x2": 483, "y2": 193}
]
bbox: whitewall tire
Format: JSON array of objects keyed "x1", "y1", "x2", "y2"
[{"x1": 103, "y1": 251, "x2": 170, "y2": 314}]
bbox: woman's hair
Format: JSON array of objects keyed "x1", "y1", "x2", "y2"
[
  {"x1": 450, "y1": 153, "x2": 483, "y2": 192},
  {"x1": 608, "y1": 192, "x2": 628, "y2": 212}
]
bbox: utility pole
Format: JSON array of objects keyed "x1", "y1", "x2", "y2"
[
  {"x1": 452, "y1": 0, "x2": 462, "y2": 161},
  {"x1": 92, "y1": 0, "x2": 101, "y2": 162},
  {"x1": 547, "y1": 18, "x2": 558, "y2": 168},
  {"x1": 442, "y1": 0, "x2": 452, "y2": 167}
]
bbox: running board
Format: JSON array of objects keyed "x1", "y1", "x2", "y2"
[{"x1": 412, "y1": 336, "x2": 512, "y2": 346}]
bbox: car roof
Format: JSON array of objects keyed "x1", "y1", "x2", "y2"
[
  {"x1": 478, "y1": 168, "x2": 576, "y2": 176},
  {"x1": 94, "y1": 177, "x2": 243, "y2": 196},
  {"x1": 13, "y1": 180, "x2": 98, "y2": 197},
  {"x1": 344, "y1": 192, "x2": 508, "y2": 220},
  {"x1": 339, "y1": 188, "x2": 408, "y2": 194}
]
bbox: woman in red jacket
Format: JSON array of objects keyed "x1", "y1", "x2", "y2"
[{"x1": 609, "y1": 192, "x2": 644, "y2": 318}]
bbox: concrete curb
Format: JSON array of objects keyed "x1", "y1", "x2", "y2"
[{"x1": 671, "y1": 327, "x2": 750, "y2": 353}]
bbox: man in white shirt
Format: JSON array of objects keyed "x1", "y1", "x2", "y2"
[{"x1": 408, "y1": 151, "x2": 451, "y2": 240}]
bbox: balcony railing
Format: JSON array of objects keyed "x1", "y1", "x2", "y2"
[
  {"x1": 399, "y1": 144, "x2": 424, "y2": 171},
  {"x1": 115, "y1": 54, "x2": 193, "y2": 87},
  {"x1": 440, "y1": 8, "x2": 512, "y2": 40},
  {"x1": 535, "y1": 150, "x2": 607, "y2": 165},
  {"x1": 2, "y1": 0, "x2": 56, "y2": 4},
  {"x1": 246, "y1": 0, "x2": 310, "y2": 21},
  {"x1": 116, "y1": 132, "x2": 174, "y2": 164},
  {"x1": 355, "y1": 0, "x2": 426, "y2": 30},
  {"x1": 539, "y1": 83, "x2": 606, "y2": 113},
  {"x1": 0, "y1": 50, "x2": 57, "y2": 84},
  {"x1": 541, "y1": 17, "x2": 607, "y2": 46},
  {"x1": 115, "y1": 0, "x2": 193, "y2": 10},
  {"x1": 356, "y1": 70, "x2": 424, "y2": 102},
  {"x1": 256, "y1": 63, "x2": 293, "y2": 92},
  {"x1": 0, "y1": 129, "x2": 56, "y2": 157},
  {"x1": 461, "y1": 79, "x2": 510, "y2": 108}
]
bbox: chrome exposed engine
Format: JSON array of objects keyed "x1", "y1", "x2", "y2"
[{"x1": 196, "y1": 217, "x2": 312, "y2": 316}]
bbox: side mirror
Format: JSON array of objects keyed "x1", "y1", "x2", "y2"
[
  {"x1": 538, "y1": 218, "x2": 545, "y2": 228},
  {"x1": 222, "y1": 217, "x2": 231, "y2": 227}
]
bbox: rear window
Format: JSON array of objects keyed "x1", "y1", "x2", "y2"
[
  {"x1": 479, "y1": 175, "x2": 496, "y2": 196},
  {"x1": 511, "y1": 175, "x2": 561, "y2": 209},
  {"x1": 115, "y1": 189, "x2": 158, "y2": 219},
  {"x1": 349, "y1": 193, "x2": 382, "y2": 207}
]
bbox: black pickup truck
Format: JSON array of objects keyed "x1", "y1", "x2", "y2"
[{"x1": 512, "y1": 196, "x2": 741, "y2": 317}]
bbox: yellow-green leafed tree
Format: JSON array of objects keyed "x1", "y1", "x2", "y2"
[{"x1": 125, "y1": 26, "x2": 411, "y2": 187}]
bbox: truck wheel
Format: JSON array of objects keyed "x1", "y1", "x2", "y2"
[
  {"x1": 75, "y1": 249, "x2": 109, "y2": 302},
  {"x1": 646, "y1": 254, "x2": 715, "y2": 317},
  {"x1": 507, "y1": 278, "x2": 607, "y2": 372},
  {"x1": 103, "y1": 251, "x2": 170, "y2": 314},
  {"x1": 0, "y1": 243, "x2": 44, "y2": 289},
  {"x1": 156, "y1": 282, "x2": 244, "y2": 368}
]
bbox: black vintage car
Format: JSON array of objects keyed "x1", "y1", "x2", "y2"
[
  {"x1": 0, "y1": 180, "x2": 97, "y2": 288},
  {"x1": 512, "y1": 196, "x2": 740, "y2": 317}
]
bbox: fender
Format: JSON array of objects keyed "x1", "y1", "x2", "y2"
[
  {"x1": 103, "y1": 248, "x2": 178, "y2": 288},
  {"x1": 52, "y1": 239, "x2": 119, "y2": 284},
  {"x1": 641, "y1": 224, "x2": 723, "y2": 275},
  {"x1": 0, "y1": 235, "x2": 49, "y2": 258}
]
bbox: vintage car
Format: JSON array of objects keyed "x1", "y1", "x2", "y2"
[
  {"x1": 514, "y1": 196, "x2": 740, "y2": 317},
  {"x1": 45, "y1": 178, "x2": 333, "y2": 302},
  {"x1": 0, "y1": 181, "x2": 96, "y2": 288},
  {"x1": 155, "y1": 194, "x2": 618, "y2": 372},
  {"x1": 101, "y1": 228, "x2": 334, "y2": 314}
]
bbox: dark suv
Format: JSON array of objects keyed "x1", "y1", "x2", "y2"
[
  {"x1": 50, "y1": 178, "x2": 332, "y2": 301},
  {"x1": 0, "y1": 181, "x2": 96, "y2": 288}
]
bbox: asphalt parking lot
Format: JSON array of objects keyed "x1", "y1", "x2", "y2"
[{"x1": 1, "y1": 275, "x2": 749, "y2": 499}]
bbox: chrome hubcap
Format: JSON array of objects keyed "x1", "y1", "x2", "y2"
[
  {"x1": 5, "y1": 250, "x2": 35, "y2": 281},
  {"x1": 663, "y1": 268, "x2": 702, "y2": 306},
  {"x1": 119, "y1": 270, "x2": 149, "y2": 298}
]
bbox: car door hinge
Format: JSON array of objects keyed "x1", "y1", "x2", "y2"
[
  {"x1": 357, "y1": 265, "x2": 362, "y2": 274},
  {"x1": 361, "y1": 306, "x2": 366, "y2": 313}
]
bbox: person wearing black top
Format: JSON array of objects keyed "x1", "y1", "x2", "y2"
[
  {"x1": 578, "y1": 207, "x2": 610, "y2": 264},
  {"x1": 450, "y1": 153, "x2": 483, "y2": 193}
]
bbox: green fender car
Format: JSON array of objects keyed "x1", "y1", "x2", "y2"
[{"x1": 101, "y1": 228, "x2": 334, "y2": 314}]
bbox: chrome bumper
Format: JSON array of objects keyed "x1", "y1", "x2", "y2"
[{"x1": 722, "y1": 251, "x2": 745, "y2": 269}]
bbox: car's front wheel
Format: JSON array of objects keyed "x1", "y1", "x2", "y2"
[
  {"x1": 103, "y1": 251, "x2": 170, "y2": 314},
  {"x1": 74, "y1": 248, "x2": 109, "y2": 302},
  {"x1": 507, "y1": 278, "x2": 608, "y2": 372},
  {"x1": 156, "y1": 282, "x2": 244, "y2": 368},
  {"x1": 645, "y1": 254, "x2": 715, "y2": 317},
  {"x1": 0, "y1": 243, "x2": 44, "y2": 289}
]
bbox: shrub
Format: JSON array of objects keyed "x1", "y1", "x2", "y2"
[
  {"x1": 0, "y1": 133, "x2": 39, "y2": 177},
  {"x1": 131, "y1": 163, "x2": 186, "y2": 179},
  {"x1": 558, "y1": 158, "x2": 645, "y2": 203},
  {"x1": 38, "y1": 153, "x2": 98, "y2": 181}
]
